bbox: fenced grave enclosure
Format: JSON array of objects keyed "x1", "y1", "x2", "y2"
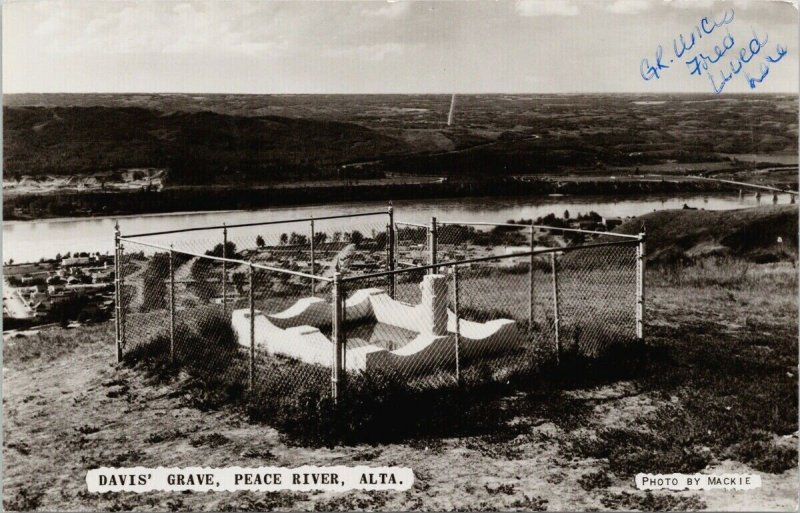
[{"x1": 115, "y1": 207, "x2": 645, "y2": 403}]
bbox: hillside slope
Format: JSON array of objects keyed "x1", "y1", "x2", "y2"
[
  {"x1": 3, "y1": 106, "x2": 411, "y2": 183},
  {"x1": 616, "y1": 205, "x2": 798, "y2": 263},
  {"x1": 5, "y1": 94, "x2": 798, "y2": 185}
]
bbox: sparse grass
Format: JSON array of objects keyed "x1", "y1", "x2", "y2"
[
  {"x1": 311, "y1": 492, "x2": 390, "y2": 511},
  {"x1": 726, "y1": 432, "x2": 798, "y2": 474},
  {"x1": 4, "y1": 489, "x2": 45, "y2": 512},
  {"x1": 564, "y1": 425, "x2": 713, "y2": 478},
  {"x1": 190, "y1": 432, "x2": 231, "y2": 448},
  {"x1": 508, "y1": 495, "x2": 549, "y2": 511},
  {"x1": 578, "y1": 470, "x2": 612, "y2": 491},
  {"x1": 145, "y1": 429, "x2": 184, "y2": 444},
  {"x1": 559, "y1": 259, "x2": 798, "y2": 479},
  {"x1": 4, "y1": 322, "x2": 113, "y2": 365},
  {"x1": 650, "y1": 257, "x2": 798, "y2": 291},
  {"x1": 600, "y1": 491, "x2": 706, "y2": 511},
  {"x1": 218, "y1": 492, "x2": 309, "y2": 512},
  {"x1": 485, "y1": 483, "x2": 516, "y2": 495}
]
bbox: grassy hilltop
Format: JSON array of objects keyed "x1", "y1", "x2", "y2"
[
  {"x1": 617, "y1": 204, "x2": 798, "y2": 264},
  {"x1": 3, "y1": 205, "x2": 797, "y2": 511}
]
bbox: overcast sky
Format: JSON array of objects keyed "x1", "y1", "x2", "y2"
[{"x1": 3, "y1": 0, "x2": 798, "y2": 94}]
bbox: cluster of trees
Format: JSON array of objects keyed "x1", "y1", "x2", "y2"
[
  {"x1": 256, "y1": 230, "x2": 368, "y2": 248},
  {"x1": 493, "y1": 210, "x2": 603, "y2": 244},
  {"x1": 526, "y1": 211, "x2": 604, "y2": 245},
  {"x1": 508, "y1": 210, "x2": 601, "y2": 227},
  {"x1": 205, "y1": 241, "x2": 241, "y2": 259},
  {"x1": 400, "y1": 211, "x2": 603, "y2": 250},
  {"x1": 432, "y1": 224, "x2": 527, "y2": 247},
  {"x1": 54, "y1": 251, "x2": 100, "y2": 260}
]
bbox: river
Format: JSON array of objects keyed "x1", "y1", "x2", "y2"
[{"x1": 3, "y1": 192, "x2": 794, "y2": 263}]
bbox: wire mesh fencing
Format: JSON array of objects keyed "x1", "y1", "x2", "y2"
[
  {"x1": 116, "y1": 210, "x2": 391, "y2": 405},
  {"x1": 437, "y1": 222, "x2": 536, "y2": 263},
  {"x1": 117, "y1": 238, "x2": 337, "y2": 405},
  {"x1": 118, "y1": 239, "x2": 243, "y2": 398},
  {"x1": 121, "y1": 211, "x2": 393, "y2": 289},
  {"x1": 395, "y1": 221, "x2": 429, "y2": 268},
  {"x1": 115, "y1": 209, "x2": 645, "y2": 405},
  {"x1": 337, "y1": 239, "x2": 639, "y2": 391},
  {"x1": 556, "y1": 243, "x2": 639, "y2": 357}
]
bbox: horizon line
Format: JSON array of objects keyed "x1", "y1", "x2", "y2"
[{"x1": 4, "y1": 91, "x2": 799, "y2": 96}]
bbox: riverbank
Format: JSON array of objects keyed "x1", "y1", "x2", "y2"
[
  {"x1": 3, "y1": 177, "x2": 739, "y2": 221},
  {"x1": 5, "y1": 191, "x2": 794, "y2": 265}
]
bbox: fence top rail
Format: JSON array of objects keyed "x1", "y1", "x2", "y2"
[
  {"x1": 250, "y1": 262, "x2": 331, "y2": 281},
  {"x1": 120, "y1": 210, "x2": 390, "y2": 239},
  {"x1": 395, "y1": 221, "x2": 428, "y2": 228},
  {"x1": 119, "y1": 236, "x2": 333, "y2": 282},
  {"x1": 436, "y1": 220, "x2": 640, "y2": 240},
  {"x1": 340, "y1": 238, "x2": 638, "y2": 282}
]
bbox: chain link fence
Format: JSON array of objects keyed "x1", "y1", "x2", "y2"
[
  {"x1": 115, "y1": 208, "x2": 644, "y2": 403},
  {"x1": 338, "y1": 239, "x2": 640, "y2": 391},
  {"x1": 395, "y1": 221, "x2": 429, "y2": 268},
  {"x1": 437, "y1": 221, "x2": 536, "y2": 264}
]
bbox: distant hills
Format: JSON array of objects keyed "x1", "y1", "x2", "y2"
[{"x1": 4, "y1": 93, "x2": 798, "y2": 185}]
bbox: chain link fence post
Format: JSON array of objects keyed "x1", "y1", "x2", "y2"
[
  {"x1": 550, "y1": 251, "x2": 561, "y2": 365},
  {"x1": 636, "y1": 229, "x2": 646, "y2": 340},
  {"x1": 342, "y1": 278, "x2": 348, "y2": 386},
  {"x1": 387, "y1": 205, "x2": 395, "y2": 298},
  {"x1": 452, "y1": 264, "x2": 460, "y2": 384},
  {"x1": 119, "y1": 242, "x2": 126, "y2": 354},
  {"x1": 169, "y1": 245, "x2": 175, "y2": 363},
  {"x1": 114, "y1": 222, "x2": 122, "y2": 363},
  {"x1": 529, "y1": 225, "x2": 535, "y2": 340},
  {"x1": 222, "y1": 223, "x2": 228, "y2": 314},
  {"x1": 331, "y1": 272, "x2": 344, "y2": 403},
  {"x1": 428, "y1": 216, "x2": 438, "y2": 273},
  {"x1": 248, "y1": 261, "x2": 255, "y2": 392},
  {"x1": 310, "y1": 218, "x2": 316, "y2": 296}
]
